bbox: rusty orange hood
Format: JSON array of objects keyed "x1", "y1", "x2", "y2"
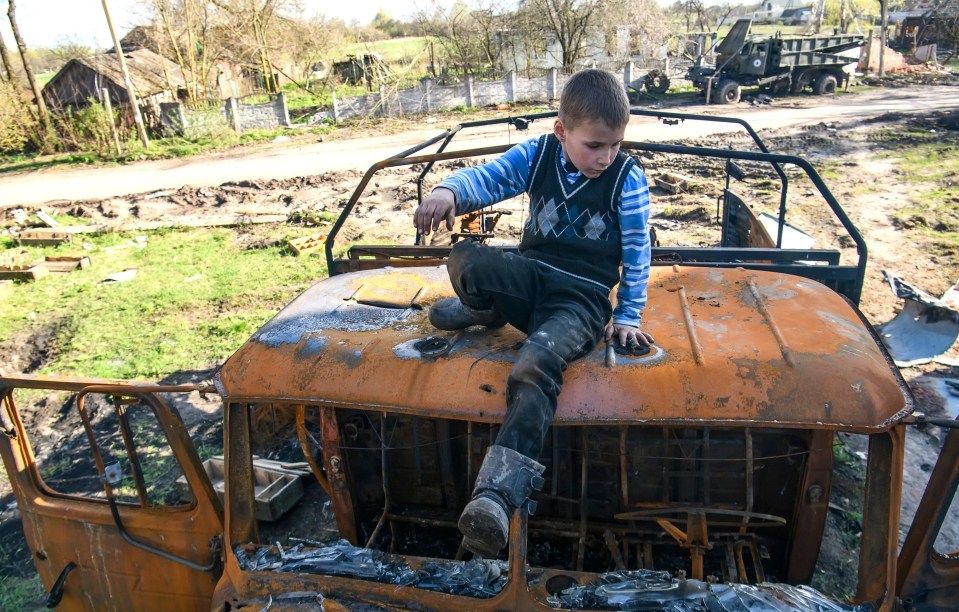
[{"x1": 215, "y1": 265, "x2": 909, "y2": 432}]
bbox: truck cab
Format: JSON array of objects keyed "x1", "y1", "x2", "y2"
[{"x1": 1, "y1": 110, "x2": 957, "y2": 611}]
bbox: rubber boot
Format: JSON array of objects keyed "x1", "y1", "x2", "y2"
[
  {"x1": 458, "y1": 445, "x2": 545, "y2": 557},
  {"x1": 429, "y1": 297, "x2": 507, "y2": 331}
]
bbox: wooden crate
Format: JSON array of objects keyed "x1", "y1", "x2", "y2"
[
  {"x1": 0, "y1": 265, "x2": 49, "y2": 281},
  {"x1": 17, "y1": 230, "x2": 73, "y2": 246},
  {"x1": 175, "y1": 456, "x2": 303, "y2": 522},
  {"x1": 39, "y1": 256, "x2": 92, "y2": 273},
  {"x1": 287, "y1": 233, "x2": 326, "y2": 256},
  {"x1": 653, "y1": 172, "x2": 692, "y2": 194}
]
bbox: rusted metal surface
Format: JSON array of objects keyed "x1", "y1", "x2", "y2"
[
  {"x1": 897, "y1": 417, "x2": 959, "y2": 609},
  {"x1": 785, "y1": 429, "x2": 834, "y2": 583},
  {"x1": 216, "y1": 265, "x2": 909, "y2": 433},
  {"x1": 0, "y1": 377, "x2": 223, "y2": 611},
  {"x1": 856, "y1": 426, "x2": 905, "y2": 607},
  {"x1": 320, "y1": 406, "x2": 359, "y2": 545}
]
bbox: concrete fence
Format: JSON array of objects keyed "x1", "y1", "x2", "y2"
[
  {"x1": 162, "y1": 64, "x2": 642, "y2": 134},
  {"x1": 161, "y1": 93, "x2": 291, "y2": 136},
  {"x1": 311, "y1": 68, "x2": 578, "y2": 124}
]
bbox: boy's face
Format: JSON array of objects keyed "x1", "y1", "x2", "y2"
[{"x1": 553, "y1": 118, "x2": 626, "y2": 179}]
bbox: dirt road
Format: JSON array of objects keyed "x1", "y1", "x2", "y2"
[{"x1": 1, "y1": 86, "x2": 957, "y2": 208}]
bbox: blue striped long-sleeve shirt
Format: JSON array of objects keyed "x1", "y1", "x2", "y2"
[{"x1": 437, "y1": 137, "x2": 651, "y2": 326}]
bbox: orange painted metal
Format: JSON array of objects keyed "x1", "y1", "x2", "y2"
[
  {"x1": 216, "y1": 265, "x2": 910, "y2": 433},
  {"x1": 856, "y1": 425, "x2": 906, "y2": 607},
  {"x1": 896, "y1": 417, "x2": 959, "y2": 608},
  {"x1": 0, "y1": 376, "x2": 224, "y2": 611}
]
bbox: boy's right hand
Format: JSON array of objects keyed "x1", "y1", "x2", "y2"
[{"x1": 414, "y1": 188, "x2": 456, "y2": 236}]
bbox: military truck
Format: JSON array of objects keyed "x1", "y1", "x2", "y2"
[
  {"x1": 675, "y1": 19, "x2": 865, "y2": 104},
  {"x1": 1, "y1": 110, "x2": 957, "y2": 611}
]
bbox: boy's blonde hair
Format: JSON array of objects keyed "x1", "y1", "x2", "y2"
[{"x1": 558, "y1": 69, "x2": 631, "y2": 130}]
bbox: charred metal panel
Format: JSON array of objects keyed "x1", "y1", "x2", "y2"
[
  {"x1": 721, "y1": 189, "x2": 775, "y2": 248},
  {"x1": 228, "y1": 402, "x2": 822, "y2": 583},
  {"x1": 216, "y1": 266, "x2": 909, "y2": 432},
  {"x1": 0, "y1": 377, "x2": 223, "y2": 611}
]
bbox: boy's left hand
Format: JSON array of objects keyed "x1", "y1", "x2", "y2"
[{"x1": 605, "y1": 323, "x2": 654, "y2": 348}]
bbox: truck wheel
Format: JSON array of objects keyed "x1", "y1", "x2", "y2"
[
  {"x1": 645, "y1": 70, "x2": 670, "y2": 94},
  {"x1": 813, "y1": 73, "x2": 838, "y2": 96},
  {"x1": 715, "y1": 80, "x2": 740, "y2": 104}
]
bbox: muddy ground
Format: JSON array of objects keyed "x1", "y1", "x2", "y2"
[{"x1": 1, "y1": 92, "x2": 958, "y2": 602}]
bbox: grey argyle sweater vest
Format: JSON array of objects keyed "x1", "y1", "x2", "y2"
[{"x1": 519, "y1": 133, "x2": 633, "y2": 290}]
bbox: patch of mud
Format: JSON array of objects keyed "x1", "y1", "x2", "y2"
[{"x1": 0, "y1": 321, "x2": 71, "y2": 376}]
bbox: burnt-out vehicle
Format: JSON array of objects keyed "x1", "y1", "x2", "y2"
[{"x1": 1, "y1": 110, "x2": 957, "y2": 611}]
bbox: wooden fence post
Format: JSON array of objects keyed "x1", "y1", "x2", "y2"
[
  {"x1": 101, "y1": 87, "x2": 121, "y2": 155},
  {"x1": 331, "y1": 87, "x2": 339, "y2": 124}
]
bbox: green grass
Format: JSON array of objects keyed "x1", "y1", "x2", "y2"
[
  {"x1": 339, "y1": 37, "x2": 431, "y2": 62},
  {"x1": 37, "y1": 71, "x2": 57, "y2": 87},
  {"x1": 876, "y1": 138, "x2": 959, "y2": 247},
  {"x1": 0, "y1": 227, "x2": 330, "y2": 379},
  {"x1": 0, "y1": 575, "x2": 46, "y2": 610},
  {"x1": 897, "y1": 144, "x2": 959, "y2": 185}
]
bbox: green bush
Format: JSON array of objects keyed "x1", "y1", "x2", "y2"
[
  {"x1": 0, "y1": 81, "x2": 38, "y2": 154},
  {"x1": 56, "y1": 99, "x2": 118, "y2": 155}
]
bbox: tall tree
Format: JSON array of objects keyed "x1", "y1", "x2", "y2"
[
  {"x1": 5, "y1": 0, "x2": 46, "y2": 120},
  {"x1": 0, "y1": 30, "x2": 17, "y2": 83}
]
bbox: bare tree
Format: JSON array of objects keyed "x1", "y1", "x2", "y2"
[
  {"x1": 415, "y1": 1, "x2": 503, "y2": 74},
  {"x1": 521, "y1": 0, "x2": 602, "y2": 69},
  {"x1": 669, "y1": 0, "x2": 708, "y2": 33},
  {"x1": 283, "y1": 15, "x2": 348, "y2": 83},
  {"x1": 602, "y1": 0, "x2": 668, "y2": 62},
  {"x1": 50, "y1": 39, "x2": 95, "y2": 64},
  {"x1": 468, "y1": 0, "x2": 509, "y2": 69},
  {"x1": 5, "y1": 0, "x2": 46, "y2": 121}
]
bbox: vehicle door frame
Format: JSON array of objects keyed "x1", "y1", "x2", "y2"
[{"x1": 0, "y1": 374, "x2": 224, "y2": 610}]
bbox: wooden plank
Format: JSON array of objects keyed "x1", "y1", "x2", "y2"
[{"x1": 0, "y1": 265, "x2": 49, "y2": 281}]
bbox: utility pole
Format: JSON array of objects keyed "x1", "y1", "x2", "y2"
[
  {"x1": 879, "y1": 0, "x2": 888, "y2": 76},
  {"x1": 101, "y1": 0, "x2": 149, "y2": 147}
]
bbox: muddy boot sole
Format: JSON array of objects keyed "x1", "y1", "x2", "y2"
[
  {"x1": 458, "y1": 496, "x2": 509, "y2": 557},
  {"x1": 429, "y1": 297, "x2": 507, "y2": 331}
]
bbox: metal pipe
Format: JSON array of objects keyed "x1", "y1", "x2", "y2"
[
  {"x1": 576, "y1": 431, "x2": 589, "y2": 572},
  {"x1": 365, "y1": 413, "x2": 392, "y2": 549}
]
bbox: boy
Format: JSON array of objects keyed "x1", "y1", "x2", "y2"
[{"x1": 413, "y1": 69, "x2": 653, "y2": 557}]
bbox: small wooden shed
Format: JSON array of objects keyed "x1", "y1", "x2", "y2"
[{"x1": 41, "y1": 48, "x2": 187, "y2": 111}]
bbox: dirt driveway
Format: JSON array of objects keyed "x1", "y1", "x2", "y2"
[{"x1": 1, "y1": 85, "x2": 958, "y2": 208}]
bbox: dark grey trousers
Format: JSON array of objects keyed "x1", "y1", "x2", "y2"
[{"x1": 447, "y1": 240, "x2": 612, "y2": 460}]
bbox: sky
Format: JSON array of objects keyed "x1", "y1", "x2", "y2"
[{"x1": 0, "y1": 0, "x2": 428, "y2": 50}]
